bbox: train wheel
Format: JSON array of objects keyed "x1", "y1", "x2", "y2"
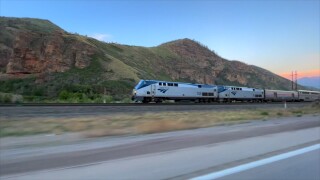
[{"x1": 142, "y1": 98, "x2": 150, "y2": 103}]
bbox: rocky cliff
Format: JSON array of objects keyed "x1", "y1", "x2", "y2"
[{"x1": 0, "y1": 17, "x2": 96, "y2": 75}]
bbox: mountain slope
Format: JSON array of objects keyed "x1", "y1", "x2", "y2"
[
  {"x1": 298, "y1": 76, "x2": 320, "y2": 89},
  {"x1": 0, "y1": 17, "x2": 301, "y2": 102}
]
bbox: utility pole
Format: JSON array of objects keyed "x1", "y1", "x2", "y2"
[
  {"x1": 103, "y1": 87, "x2": 106, "y2": 103},
  {"x1": 295, "y1": 71, "x2": 298, "y2": 90},
  {"x1": 291, "y1": 71, "x2": 294, "y2": 90},
  {"x1": 290, "y1": 71, "x2": 298, "y2": 90}
]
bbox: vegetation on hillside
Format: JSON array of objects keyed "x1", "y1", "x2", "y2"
[{"x1": 0, "y1": 56, "x2": 135, "y2": 103}]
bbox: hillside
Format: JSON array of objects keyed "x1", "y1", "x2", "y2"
[{"x1": 0, "y1": 17, "x2": 299, "y2": 102}]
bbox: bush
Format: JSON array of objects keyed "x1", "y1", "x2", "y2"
[
  {"x1": 33, "y1": 87, "x2": 45, "y2": 96},
  {"x1": 102, "y1": 95, "x2": 113, "y2": 103},
  {"x1": 260, "y1": 112, "x2": 269, "y2": 116},
  {"x1": 121, "y1": 97, "x2": 132, "y2": 103},
  {"x1": 3, "y1": 94, "x2": 12, "y2": 103},
  {"x1": 0, "y1": 93, "x2": 12, "y2": 103},
  {"x1": 59, "y1": 90, "x2": 69, "y2": 100}
]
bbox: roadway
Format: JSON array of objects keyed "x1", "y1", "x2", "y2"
[
  {"x1": 219, "y1": 148, "x2": 320, "y2": 180},
  {"x1": 0, "y1": 102, "x2": 312, "y2": 118},
  {"x1": 0, "y1": 114, "x2": 319, "y2": 179}
]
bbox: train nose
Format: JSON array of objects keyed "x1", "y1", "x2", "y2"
[
  {"x1": 132, "y1": 89, "x2": 137, "y2": 95},
  {"x1": 131, "y1": 89, "x2": 137, "y2": 100}
]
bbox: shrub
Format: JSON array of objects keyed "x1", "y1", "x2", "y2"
[
  {"x1": 260, "y1": 112, "x2": 269, "y2": 116},
  {"x1": 102, "y1": 95, "x2": 113, "y2": 103},
  {"x1": 58, "y1": 90, "x2": 69, "y2": 100},
  {"x1": 33, "y1": 87, "x2": 45, "y2": 96},
  {"x1": 0, "y1": 94, "x2": 12, "y2": 103},
  {"x1": 4, "y1": 94, "x2": 12, "y2": 103},
  {"x1": 121, "y1": 97, "x2": 132, "y2": 103}
]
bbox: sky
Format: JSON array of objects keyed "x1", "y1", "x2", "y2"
[{"x1": 1, "y1": 0, "x2": 319, "y2": 79}]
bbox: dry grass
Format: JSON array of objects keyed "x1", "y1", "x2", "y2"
[
  {"x1": 1, "y1": 103, "x2": 319, "y2": 138},
  {"x1": 137, "y1": 120, "x2": 189, "y2": 134}
]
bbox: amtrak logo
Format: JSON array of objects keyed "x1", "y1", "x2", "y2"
[
  {"x1": 231, "y1": 91, "x2": 237, "y2": 95},
  {"x1": 158, "y1": 88, "x2": 169, "y2": 93}
]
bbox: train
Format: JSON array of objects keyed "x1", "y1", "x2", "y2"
[{"x1": 131, "y1": 79, "x2": 320, "y2": 103}]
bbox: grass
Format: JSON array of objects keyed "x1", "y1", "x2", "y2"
[
  {"x1": 0, "y1": 17, "x2": 62, "y2": 33},
  {"x1": 101, "y1": 54, "x2": 139, "y2": 82},
  {"x1": 1, "y1": 103, "x2": 319, "y2": 138}
]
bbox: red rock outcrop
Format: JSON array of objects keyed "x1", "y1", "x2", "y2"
[{"x1": 0, "y1": 19, "x2": 96, "y2": 75}]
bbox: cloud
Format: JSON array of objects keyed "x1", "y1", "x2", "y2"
[{"x1": 89, "y1": 33, "x2": 112, "y2": 42}]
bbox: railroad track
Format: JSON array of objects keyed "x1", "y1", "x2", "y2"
[
  {"x1": 0, "y1": 101, "x2": 312, "y2": 107},
  {"x1": 0, "y1": 102, "x2": 314, "y2": 119}
]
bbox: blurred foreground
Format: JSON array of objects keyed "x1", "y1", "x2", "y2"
[
  {"x1": 0, "y1": 114, "x2": 319, "y2": 179},
  {"x1": 0, "y1": 102, "x2": 319, "y2": 138}
]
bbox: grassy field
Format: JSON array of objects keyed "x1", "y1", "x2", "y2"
[{"x1": 1, "y1": 103, "x2": 319, "y2": 138}]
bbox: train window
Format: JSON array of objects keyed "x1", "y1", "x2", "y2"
[
  {"x1": 198, "y1": 85, "x2": 202, "y2": 88},
  {"x1": 214, "y1": 89, "x2": 217, "y2": 92},
  {"x1": 147, "y1": 91, "x2": 150, "y2": 94},
  {"x1": 240, "y1": 88, "x2": 242, "y2": 90},
  {"x1": 253, "y1": 89, "x2": 255, "y2": 91},
  {"x1": 202, "y1": 92, "x2": 208, "y2": 96},
  {"x1": 236, "y1": 88, "x2": 239, "y2": 90},
  {"x1": 208, "y1": 93, "x2": 214, "y2": 96},
  {"x1": 159, "y1": 82, "x2": 162, "y2": 86},
  {"x1": 174, "y1": 83, "x2": 178, "y2": 87},
  {"x1": 163, "y1": 83, "x2": 166, "y2": 86},
  {"x1": 168, "y1": 83, "x2": 173, "y2": 86}
]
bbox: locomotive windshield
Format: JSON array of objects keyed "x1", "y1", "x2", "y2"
[
  {"x1": 134, "y1": 80, "x2": 145, "y2": 90},
  {"x1": 134, "y1": 80, "x2": 158, "y2": 90}
]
